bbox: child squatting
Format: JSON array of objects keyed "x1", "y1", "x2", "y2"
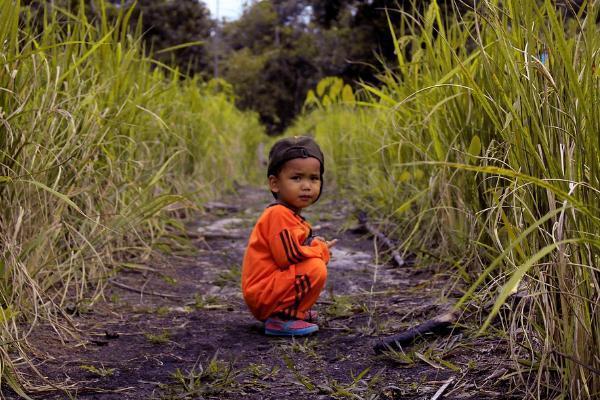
[{"x1": 241, "y1": 136, "x2": 337, "y2": 336}]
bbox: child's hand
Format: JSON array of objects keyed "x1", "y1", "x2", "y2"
[
  {"x1": 325, "y1": 239, "x2": 338, "y2": 248},
  {"x1": 315, "y1": 236, "x2": 337, "y2": 248}
]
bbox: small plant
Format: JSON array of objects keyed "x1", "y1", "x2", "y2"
[
  {"x1": 155, "y1": 306, "x2": 170, "y2": 316},
  {"x1": 282, "y1": 354, "x2": 316, "y2": 392},
  {"x1": 214, "y1": 265, "x2": 241, "y2": 287},
  {"x1": 161, "y1": 274, "x2": 178, "y2": 285},
  {"x1": 160, "y1": 354, "x2": 240, "y2": 398},
  {"x1": 193, "y1": 293, "x2": 223, "y2": 309},
  {"x1": 246, "y1": 363, "x2": 280, "y2": 380},
  {"x1": 378, "y1": 345, "x2": 416, "y2": 367},
  {"x1": 324, "y1": 293, "x2": 360, "y2": 319},
  {"x1": 332, "y1": 349, "x2": 351, "y2": 362},
  {"x1": 278, "y1": 337, "x2": 321, "y2": 360},
  {"x1": 80, "y1": 364, "x2": 115, "y2": 377},
  {"x1": 145, "y1": 330, "x2": 171, "y2": 344},
  {"x1": 318, "y1": 367, "x2": 383, "y2": 400}
]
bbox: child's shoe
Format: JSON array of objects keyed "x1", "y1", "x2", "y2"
[{"x1": 264, "y1": 317, "x2": 318, "y2": 336}]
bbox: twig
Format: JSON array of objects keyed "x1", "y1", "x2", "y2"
[
  {"x1": 374, "y1": 312, "x2": 457, "y2": 353},
  {"x1": 431, "y1": 376, "x2": 455, "y2": 400},
  {"x1": 357, "y1": 212, "x2": 407, "y2": 267},
  {"x1": 108, "y1": 279, "x2": 183, "y2": 299}
]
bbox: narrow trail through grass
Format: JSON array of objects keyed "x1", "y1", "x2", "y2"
[{"x1": 8, "y1": 187, "x2": 518, "y2": 400}]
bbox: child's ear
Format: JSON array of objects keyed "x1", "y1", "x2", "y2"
[{"x1": 268, "y1": 175, "x2": 279, "y2": 194}]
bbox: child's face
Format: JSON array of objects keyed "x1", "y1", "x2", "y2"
[{"x1": 269, "y1": 157, "x2": 321, "y2": 211}]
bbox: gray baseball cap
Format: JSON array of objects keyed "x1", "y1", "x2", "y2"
[
  {"x1": 267, "y1": 136, "x2": 324, "y2": 177},
  {"x1": 267, "y1": 136, "x2": 325, "y2": 201}
]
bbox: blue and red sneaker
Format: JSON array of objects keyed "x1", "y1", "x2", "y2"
[{"x1": 264, "y1": 317, "x2": 318, "y2": 336}]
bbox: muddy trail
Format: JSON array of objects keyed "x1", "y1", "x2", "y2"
[{"x1": 9, "y1": 187, "x2": 518, "y2": 400}]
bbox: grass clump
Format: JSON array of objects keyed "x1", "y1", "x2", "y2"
[
  {"x1": 246, "y1": 362, "x2": 280, "y2": 381},
  {"x1": 289, "y1": 1, "x2": 599, "y2": 397},
  {"x1": 80, "y1": 364, "x2": 116, "y2": 377},
  {"x1": 214, "y1": 264, "x2": 242, "y2": 287},
  {"x1": 144, "y1": 329, "x2": 171, "y2": 345},
  {"x1": 192, "y1": 293, "x2": 223, "y2": 310},
  {"x1": 0, "y1": 0, "x2": 265, "y2": 393},
  {"x1": 161, "y1": 355, "x2": 240, "y2": 399}
]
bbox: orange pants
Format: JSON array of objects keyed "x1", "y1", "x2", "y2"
[
  {"x1": 249, "y1": 257, "x2": 327, "y2": 321},
  {"x1": 274, "y1": 257, "x2": 327, "y2": 320}
]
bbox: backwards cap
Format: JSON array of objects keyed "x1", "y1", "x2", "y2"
[{"x1": 267, "y1": 136, "x2": 325, "y2": 200}]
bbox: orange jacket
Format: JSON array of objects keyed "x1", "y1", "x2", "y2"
[{"x1": 241, "y1": 203, "x2": 330, "y2": 320}]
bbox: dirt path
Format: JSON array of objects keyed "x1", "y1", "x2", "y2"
[{"x1": 9, "y1": 187, "x2": 517, "y2": 399}]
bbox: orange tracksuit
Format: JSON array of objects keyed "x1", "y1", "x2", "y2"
[{"x1": 242, "y1": 203, "x2": 329, "y2": 321}]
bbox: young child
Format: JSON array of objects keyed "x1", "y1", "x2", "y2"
[{"x1": 241, "y1": 136, "x2": 336, "y2": 336}]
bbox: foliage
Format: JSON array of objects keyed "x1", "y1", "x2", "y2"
[
  {"x1": 290, "y1": 1, "x2": 599, "y2": 398},
  {"x1": 80, "y1": 364, "x2": 116, "y2": 377},
  {"x1": 28, "y1": 0, "x2": 465, "y2": 134},
  {"x1": 0, "y1": 0, "x2": 264, "y2": 393},
  {"x1": 162, "y1": 355, "x2": 240, "y2": 398},
  {"x1": 221, "y1": 1, "x2": 318, "y2": 133},
  {"x1": 23, "y1": 0, "x2": 215, "y2": 77},
  {"x1": 134, "y1": 0, "x2": 214, "y2": 77},
  {"x1": 219, "y1": 0, "x2": 464, "y2": 133},
  {"x1": 145, "y1": 330, "x2": 171, "y2": 344},
  {"x1": 304, "y1": 76, "x2": 356, "y2": 110}
]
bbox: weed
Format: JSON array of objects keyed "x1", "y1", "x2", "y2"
[
  {"x1": 282, "y1": 354, "x2": 316, "y2": 392},
  {"x1": 379, "y1": 346, "x2": 416, "y2": 367},
  {"x1": 80, "y1": 364, "x2": 115, "y2": 377},
  {"x1": 214, "y1": 265, "x2": 241, "y2": 287},
  {"x1": 380, "y1": 336, "x2": 464, "y2": 374},
  {"x1": 145, "y1": 330, "x2": 171, "y2": 344},
  {"x1": 245, "y1": 363, "x2": 280, "y2": 380},
  {"x1": 160, "y1": 354, "x2": 240, "y2": 398},
  {"x1": 193, "y1": 293, "x2": 222, "y2": 309},
  {"x1": 278, "y1": 337, "x2": 321, "y2": 360},
  {"x1": 161, "y1": 274, "x2": 177, "y2": 285},
  {"x1": 155, "y1": 306, "x2": 170, "y2": 316},
  {"x1": 324, "y1": 293, "x2": 361, "y2": 319},
  {"x1": 318, "y1": 367, "x2": 384, "y2": 400}
]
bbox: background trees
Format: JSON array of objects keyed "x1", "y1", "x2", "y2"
[
  {"x1": 20, "y1": 0, "x2": 462, "y2": 134},
  {"x1": 134, "y1": 0, "x2": 214, "y2": 77},
  {"x1": 218, "y1": 0, "x2": 409, "y2": 133}
]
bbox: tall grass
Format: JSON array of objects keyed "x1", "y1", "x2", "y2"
[
  {"x1": 0, "y1": 0, "x2": 263, "y2": 393},
  {"x1": 290, "y1": 1, "x2": 599, "y2": 398}
]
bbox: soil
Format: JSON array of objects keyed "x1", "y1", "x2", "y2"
[{"x1": 5, "y1": 186, "x2": 521, "y2": 400}]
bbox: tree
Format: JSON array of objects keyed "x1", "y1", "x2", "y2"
[
  {"x1": 221, "y1": 1, "x2": 319, "y2": 134},
  {"x1": 134, "y1": 0, "x2": 214, "y2": 76}
]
